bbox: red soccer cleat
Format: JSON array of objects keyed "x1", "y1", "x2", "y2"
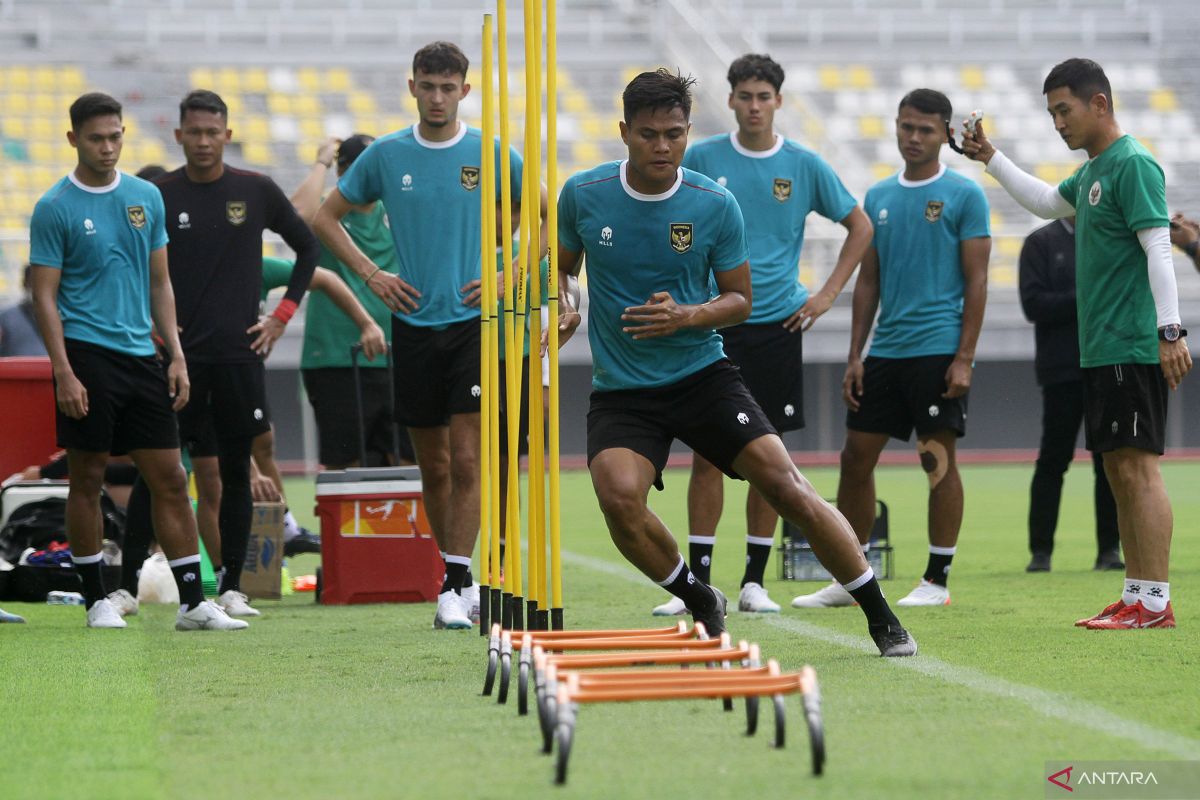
[
  {"x1": 1074, "y1": 598, "x2": 1126, "y2": 627},
  {"x1": 1086, "y1": 601, "x2": 1175, "y2": 630}
]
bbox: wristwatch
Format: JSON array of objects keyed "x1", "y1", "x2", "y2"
[{"x1": 1158, "y1": 324, "x2": 1187, "y2": 342}]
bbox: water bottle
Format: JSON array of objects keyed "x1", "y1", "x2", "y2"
[{"x1": 46, "y1": 591, "x2": 85, "y2": 605}]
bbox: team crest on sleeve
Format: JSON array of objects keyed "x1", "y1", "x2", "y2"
[
  {"x1": 669, "y1": 223, "x2": 693, "y2": 254},
  {"x1": 772, "y1": 178, "x2": 792, "y2": 203},
  {"x1": 924, "y1": 200, "x2": 944, "y2": 223},
  {"x1": 226, "y1": 201, "x2": 247, "y2": 226},
  {"x1": 126, "y1": 205, "x2": 146, "y2": 229},
  {"x1": 460, "y1": 166, "x2": 480, "y2": 191}
]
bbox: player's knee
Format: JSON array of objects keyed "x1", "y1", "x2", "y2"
[
  {"x1": 449, "y1": 450, "x2": 479, "y2": 488},
  {"x1": 147, "y1": 462, "x2": 189, "y2": 502},
  {"x1": 755, "y1": 468, "x2": 812, "y2": 520},
  {"x1": 595, "y1": 481, "x2": 644, "y2": 530},
  {"x1": 917, "y1": 439, "x2": 950, "y2": 489}
]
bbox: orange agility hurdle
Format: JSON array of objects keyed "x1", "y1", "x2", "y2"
[{"x1": 549, "y1": 662, "x2": 824, "y2": 785}]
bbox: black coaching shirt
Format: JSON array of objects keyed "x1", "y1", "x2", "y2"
[{"x1": 155, "y1": 166, "x2": 319, "y2": 363}]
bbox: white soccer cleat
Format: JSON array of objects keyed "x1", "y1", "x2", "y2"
[
  {"x1": 106, "y1": 589, "x2": 139, "y2": 617},
  {"x1": 737, "y1": 582, "x2": 781, "y2": 613},
  {"x1": 86, "y1": 598, "x2": 127, "y2": 629},
  {"x1": 790, "y1": 581, "x2": 856, "y2": 608},
  {"x1": 218, "y1": 590, "x2": 262, "y2": 617},
  {"x1": 434, "y1": 590, "x2": 473, "y2": 630},
  {"x1": 461, "y1": 582, "x2": 481, "y2": 624},
  {"x1": 651, "y1": 595, "x2": 688, "y2": 616},
  {"x1": 176, "y1": 600, "x2": 250, "y2": 631},
  {"x1": 896, "y1": 579, "x2": 951, "y2": 607}
]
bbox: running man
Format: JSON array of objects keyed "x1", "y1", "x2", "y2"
[
  {"x1": 29, "y1": 92, "x2": 244, "y2": 630},
  {"x1": 313, "y1": 41, "x2": 529, "y2": 630},
  {"x1": 649, "y1": 53, "x2": 872, "y2": 616},
  {"x1": 555, "y1": 69, "x2": 915, "y2": 655},
  {"x1": 793, "y1": 89, "x2": 990, "y2": 610},
  {"x1": 155, "y1": 89, "x2": 319, "y2": 618},
  {"x1": 962, "y1": 58, "x2": 1190, "y2": 629}
]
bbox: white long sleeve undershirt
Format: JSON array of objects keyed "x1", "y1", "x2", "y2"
[
  {"x1": 984, "y1": 150, "x2": 1076, "y2": 219},
  {"x1": 1138, "y1": 226, "x2": 1181, "y2": 328}
]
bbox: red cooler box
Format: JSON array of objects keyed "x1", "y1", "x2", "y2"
[
  {"x1": 0, "y1": 357, "x2": 55, "y2": 477},
  {"x1": 314, "y1": 467, "x2": 443, "y2": 604}
]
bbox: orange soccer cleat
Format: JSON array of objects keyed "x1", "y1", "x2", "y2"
[
  {"x1": 1086, "y1": 601, "x2": 1175, "y2": 630},
  {"x1": 1074, "y1": 598, "x2": 1126, "y2": 627}
]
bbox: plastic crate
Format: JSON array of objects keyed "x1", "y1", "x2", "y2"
[{"x1": 778, "y1": 499, "x2": 893, "y2": 581}]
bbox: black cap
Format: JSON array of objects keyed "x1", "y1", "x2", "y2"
[{"x1": 337, "y1": 134, "x2": 374, "y2": 168}]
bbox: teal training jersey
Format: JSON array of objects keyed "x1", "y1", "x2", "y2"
[
  {"x1": 29, "y1": 172, "x2": 168, "y2": 357},
  {"x1": 559, "y1": 160, "x2": 747, "y2": 391},
  {"x1": 1057, "y1": 135, "x2": 1168, "y2": 367},
  {"x1": 496, "y1": 243, "x2": 550, "y2": 361},
  {"x1": 337, "y1": 122, "x2": 523, "y2": 329},
  {"x1": 863, "y1": 164, "x2": 990, "y2": 359},
  {"x1": 683, "y1": 133, "x2": 857, "y2": 323}
]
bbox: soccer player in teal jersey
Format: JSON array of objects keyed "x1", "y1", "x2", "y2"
[
  {"x1": 653, "y1": 54, "x2": 872, "y2": 616},
  {"x1": 963, "y1": 59, "x2": 1191, "y2": 629},
  {"x1": 555, "y1": 69, "x2": 915, "y2": 655},
  {"x1": 794, "y1": 89, "x2": 991, "y2": 610},
  {"x1": 313, "y1": 41, "x2": 536, "y2": 631},
  {"x1": 29, "y1": 92, "x2": 245, "y2": 631}
]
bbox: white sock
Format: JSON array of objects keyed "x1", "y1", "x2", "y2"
[
  {"x1": 283, "y1": 510, "x2": 301, "y2": 542},
  {"x1": 1137, "y1": 580, "x2": 1170, "y2": 613},
  {"x1": 1122, "y1": 578, "x2": 1141, "y2": 607}
]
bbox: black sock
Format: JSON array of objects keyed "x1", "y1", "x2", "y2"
[
  {"x1": 442, "y1": 559, "x2": 469, "y2": 595},
  {"x1": 120, "y1": 475, "x2": 154, "y2": 596},
  {"x1": 499, "y1": 538, "x2": 506, "y2": 567},
  {"x1": 659, "y1": 557, "x2": 715, "y2": 614},
  {"x1": 688, "y1": 536, "x2": 715, "y2": 585},
  {"x1": 169, "y1": 555, "x2": 206, "y2": 612},
  {"x1": 464, "y1": 569, "x2": 474, "y2": 587},
  {"x1": 845, "y1": 574, "x2": 900, "y2": 630},
  {"x1": 741, "y1": 538, "x2": 773, "y2": 587},
  {"x1": 215, "y1": 436, "x2": 254, "y2": 596},
  {"x1": 72, "y1": 554, "x2": 107, "y2": 609},
  {"x1": 924, "y1": 548, "x2": 956, "y2": 587}
]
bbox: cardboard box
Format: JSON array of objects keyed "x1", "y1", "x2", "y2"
[{"x1": 241, "y1": 502, "x2": 284, "y2": 600}]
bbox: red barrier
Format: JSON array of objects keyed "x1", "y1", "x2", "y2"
[{"x1": 0, "y1": 357, "x2": 55, "y2": 477}]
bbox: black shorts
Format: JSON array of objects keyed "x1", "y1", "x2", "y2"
[
  {"x1": 177, "y1": 361, "x2": 271, "y2": 450},
  {"x1": 392, "y1": 317, "x2": 480, "y2": 427},
  {"x1": 55, "y1": 339, "x2": 180, "y2": 455},
  {"x1": 1082, "y1": 363, "x2": 1167, "y2": 454},
  {"x1": 721, "y1": 321, "x2": 804, "y2": 432},
  {"x1": 846, "y1": 354, "x2": 967, "y2": 441},
  {"x1": 497, "y1": 356, "x2": 531, "y2": 457},
  {"x1": 302, "y1": 367, "x2": 414, "y2": 467},
  {"x1": 587, "y1": 359, "x2": 776, "y2": 489}
]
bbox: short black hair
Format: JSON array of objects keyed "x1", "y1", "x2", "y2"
[
  {"x1": 897, "y1": 88, "x2": 953, "y2": 123},
  {"x1": 413, "y1": 41, "x2": 469, "y2": 79},
  {"x1": 727, "y1": 54, "x2": 784, "y2": 93},
  {"x1": 1043, "y1": 58, "x2": 1112, "y2": 109},
  {"x1": 179, "y1": 89, "x2": 228, "y2": 123},
  {"x1": 622, "y1": 69, "x2": 696, "y2": 124},
  {"x1": 135, "y1": 164, "x2": 167, "y2": 181},
  {"x1": 69, "y1": 92, "x2": 122, "y2": 131},
  {"x1": 337, "y1": 134, "x2": 375, "y2": 169}
]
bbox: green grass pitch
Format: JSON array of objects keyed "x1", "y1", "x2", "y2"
[{"x1": 2, "y1": 462, "x2": 1198, "y2": 799}]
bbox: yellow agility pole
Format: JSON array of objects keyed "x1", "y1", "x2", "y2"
[
  {"x1": 497, "y1": 0, "x2": 522, "y2": 631},
  {"x1": 526, "y1": 0, "x2": 546, "y2": 630},
  {"x1": 486, "y1": 34, "x2": 504, "y2": 641},
  {"x1": 546, "y1": 0, "x2": 563, "y2": 629},
  {"x1": 478, "y1": 14, "x2": 495, "y2": 638}
]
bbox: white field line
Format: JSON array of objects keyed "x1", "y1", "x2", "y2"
[{"x1": 561, "y1": 549, "x2": 1200, "y2": 759}]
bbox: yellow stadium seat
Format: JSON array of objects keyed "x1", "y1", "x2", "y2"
[
  {"x1": 55, "y1": 142, "x2": 75, "y2": 163},
  {"x1": 1135, "y1": 137, "x2": 1156, "y2": 155},
  {"x1": 243, "y1": 116, "x2": 271, "y2": 142},
  {"x1": 242, "y1": 69, "x2": 269, "y2": 94},
  {"x1": 572, "y1": 141, "x2": 599, "y2": 163},
  {"x1": 190, "y1": 68, "x2": 214, "y2": 89},
  {"x1": 858, "y1": 116, "x2": 884, "y2": 139},
  {"x1": 960, "y1": 66, "x2": 985, "y2": 91},
  {"x1": 297, "y1": 68, "x2": 321, "y2": 94},
  {"x1": 224, "y1": 94, "x2": 244, "y2": 115},
  {"x1": 30, "y1": 117, "x2": 56, "y2": 140},
  {"x1": 7, "y1": 67, "x2": 31, "y2": 92},
  {"x1": 997, "y1": 237, "x2": 1021, "y2": 258},
  {"x1": 267, "y1": 94, "x2": 292, "y2": 115},
  {"x1": 324, "y1": 68, "x2": 352, "y2": 93},
  {"x1": 382, "y1": 116, "x2": 408, "y2": 133},
  {"x1": 818, "y1": 66, "x2": 842, "y2": 91},
  {"x1": 1149, "y1": 89, "x2": 1177, "y2": 112},
  {"x1": 580, "y1": 118, "x2": 604, "y2": 138},
  {"x1": 29, "y1": 142, "x2": 55, "y2": 164},
  {"x1": 294, "y1": 95, "x2": 321, "y2": 116},
  {"x1": 989, "y1": 210, "x2": 1004, "y2": 231},
  {"x1": 32, "y1": 167, "x2": 58, "y2": 190},
  {"x1": 140, "y1": 139, "x2": 168, "y2": 164},
  {"x1": 847, "y1": 66, "x2": 874, "y2": 90},
  {"x1": 216, "y1": 68, "x2": 242, "y2": 93},
  {"x1": 58, "y1": 67, "x2": 85, "y2": 93},
  {"x1": 564, "y1": 92, "x2": 589, "y2": 115},
  {"x1": 990, "y1": 265, "x2": 1017, "y2": 288},
  {"x1": 348, "y1": 92, "x2": 376, "y2": 115},
  {"x1": 34, "y1": 67, "x2": 57, "y2": 93},
  {"x1": 872, "y1": 163, "x2": 894, "y2": 181},
  {"x1": 299, "y1": 118, "x2": 324, "y2": 140},
  {"x1": 241, "y1": 141, "x2": 275, "y2": 167},
  {"x1": 8, "y1": 94, "x2": 30, "y2": 114}
]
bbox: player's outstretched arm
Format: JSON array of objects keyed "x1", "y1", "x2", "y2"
[
  {"x1": 147, "y1": 247, "x2": 190, "y2": 411},
  {"x1": 309, "y1": 267, "x2": 387, "y2": 361},
  {"x1": 960, "y1": 121, "x2": 1074, "y2": 219},
  {"x1": 843, "y1": 247, "x2": 881, "y2": 411},
  {"x1": 314, "y1": 189, "x2": 419, "y2": 314},
  {"x1": 1138, "y1": 225, "x2": 1193, "y2": 388},
  {"x1": 944, "y1": 236, "x2": 991, "y2": 399},
  {"x1": 29, "y1": 265, "x2": 88, "y2": 419},
  {"x1": 788, "y1": 205, "x2": 873, "y2": 332}
]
